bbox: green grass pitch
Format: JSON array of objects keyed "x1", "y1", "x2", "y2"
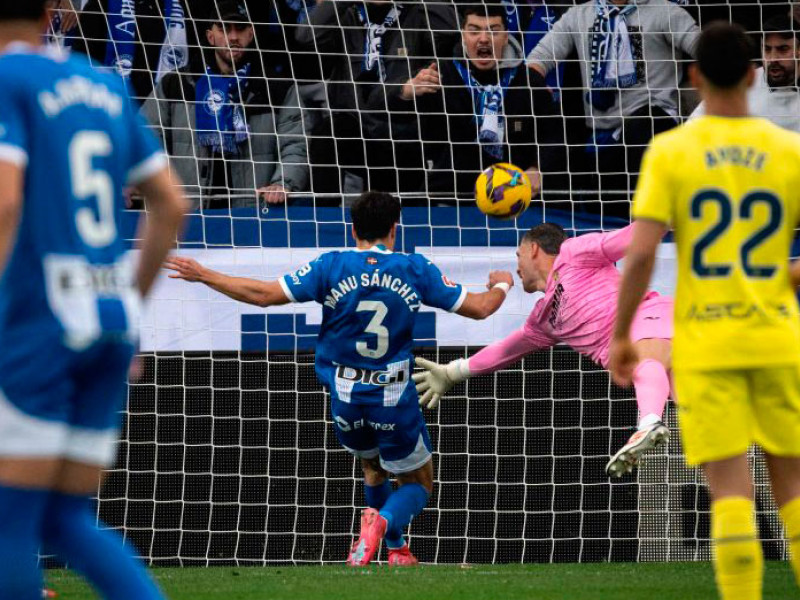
[{"x1": 47, "y1": 562, "x2": 800, "y2": 599}]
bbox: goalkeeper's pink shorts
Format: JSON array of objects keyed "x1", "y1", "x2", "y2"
[{"x1": 630, "y1": 295, "x2": 674, "y2": 343}]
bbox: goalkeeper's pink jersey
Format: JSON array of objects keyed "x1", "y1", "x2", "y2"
[{"x1": 469, "y1": 224, "x2": 673, "y2": 374}]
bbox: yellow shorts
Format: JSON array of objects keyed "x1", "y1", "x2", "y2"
[{"x1": 674, "y1": 364, "x2": 800, "y2": 466}]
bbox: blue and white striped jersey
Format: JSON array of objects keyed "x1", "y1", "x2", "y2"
[{"x1": 281, "y1": 246, "x2": 466, "y2": 405}]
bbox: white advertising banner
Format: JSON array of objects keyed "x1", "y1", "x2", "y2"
[{"x1": 140, "y1": 245, "x2": 677, "y2": 352}]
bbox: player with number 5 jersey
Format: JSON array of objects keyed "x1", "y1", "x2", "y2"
[
  {"x1": 165, "y1": 191, "x2": 513, "y2": 567},
  {"x1": 0, "y1": 3, "x2": 186, "y2": 599}
]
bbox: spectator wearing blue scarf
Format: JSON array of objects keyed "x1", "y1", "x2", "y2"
[
  {"x1": 526, "y1": 0, "x2": 698, "y2": 215},
  {"x1": 141, "y1": 0, "x2": 308, "y2": 209},
  {"x1": 398, "y1": 3, "x2": 566, "y2": 202},
  {"x1": 296, "y1": 0, "x2": 458, "y2": 196}
]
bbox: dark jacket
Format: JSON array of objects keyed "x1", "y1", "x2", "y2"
[
  {"x1": 141, "y1": 63, "x2": 308, "y2": 208},
  {"x1": 295, "y1": 1, "x2": 457, "y2": 141},
  {"x1": 410, "y1": 40, "x2": 566, "y2": 199}
]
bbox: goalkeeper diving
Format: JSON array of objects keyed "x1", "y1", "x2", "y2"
[{"x1": 414, "y1": 222, "x2": 673, "y2": 477}]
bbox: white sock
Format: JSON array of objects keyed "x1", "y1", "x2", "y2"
[{"x1": 637, "y1": 413, "x2": 661, "y2": 430}]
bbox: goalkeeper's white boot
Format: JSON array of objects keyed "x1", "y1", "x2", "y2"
[{"x1": 605, "y1": 421, "x2": 669, "y2": 478}]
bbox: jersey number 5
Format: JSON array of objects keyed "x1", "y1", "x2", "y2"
[
  {"x1": 691, "y1": 189, "x2": 782, "y2": 278},
  {"x1": 69, "y1": 131, "x2": 117, "y2": 248},
  {"x1": 356, "y1": 301, "x2": 389, "y2": 359}
]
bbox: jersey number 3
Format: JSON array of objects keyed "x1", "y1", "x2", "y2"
[
  {"x1": 69, "y1": 131, "x2": 117, "y2": 248},
  {"x1": 691, "y1": 189, "x2": 782, "y2": 278},
  {"x1": 356, "y1": 301, "x2": 389, "y2": 359}
]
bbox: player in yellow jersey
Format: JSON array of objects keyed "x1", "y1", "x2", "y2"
[{"x1": 610, "y1": 22, "x2": 800, "y2": 600}]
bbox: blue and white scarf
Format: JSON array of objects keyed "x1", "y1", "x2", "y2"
[
  {"x1": 356, "y1": 3, "x2": 403, "y2": 82},
  {"x1": 156, "y1": 0, "x2": 188, "y2": 82},
  {"x1": 588, "y1": 0, "x2": 638, "y2": 110},
  {"x1": 454, "y1": 61, "x2": 518, "y2": 161},
  {"x1": 104, "y1": 0, "x2": 187, "y2": 80},
  {"x1": 195, "y1": 64, "x2": 252, "y2": 156}
]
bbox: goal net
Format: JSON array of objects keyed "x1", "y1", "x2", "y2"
[{"x1": 52, "y1": 0, "x2": 793, "y2": 564}]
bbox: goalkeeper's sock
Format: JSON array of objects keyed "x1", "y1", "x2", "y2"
[
  {"x1": 379, "y1": 483, "x2": 429, "y2": 540},
  {"x1": 711, "y1": 496, "x2": 763, "y2": 600},
  {"x1": 779, "y1": 495, "x2": 800, "y2": 587},
  {"x1": 0, "y1": 484, "x2": 47, "y2": 600},
  {"x1": 632, "y1": 359, "x2": 669, "y2": 429},
  {"x1": 41, "y1": 492, "x2": 165, "y2": 600}
]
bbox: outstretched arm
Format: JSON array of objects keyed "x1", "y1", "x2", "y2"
[
  {"x1": 469, "y1": 325, "x2": 553, "y2": 375},
  {"x1": 165, "y1": 256, "x2": 290, "y2": 307},
  {"x1": 414, "y1": 316, "x2": 553, "y2": 408}
]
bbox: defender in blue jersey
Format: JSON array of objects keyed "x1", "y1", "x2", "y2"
[
  {"x1": 0, "y1": 4, "x2": 186, "y2": 599},
  {"x1": 166, "y1": 191, "x2": 513, "y2": 566}
]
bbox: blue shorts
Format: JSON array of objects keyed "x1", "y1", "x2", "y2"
[
  {"x1": 330, "y1": 395, "x2": 433, "y2": 474},
  {"x1": 0, "y1": 339, "x2": 134, "y2": 466}
]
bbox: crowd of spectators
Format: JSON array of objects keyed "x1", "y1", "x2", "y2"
[{"x1": 49, "y1": 0, "x2": 800, "y2": 216}]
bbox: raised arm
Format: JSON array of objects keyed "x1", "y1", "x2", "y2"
[
  {"x1": 165, "y1": 256, "x2": 291, "y2": 307},
  {"x1": 455, "y1": 271, "x2": 514, "y2": 320}
]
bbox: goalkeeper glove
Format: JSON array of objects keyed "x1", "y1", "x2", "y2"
[{"x1": 412, "y1": 356, "x2": 471, "y2": 409}]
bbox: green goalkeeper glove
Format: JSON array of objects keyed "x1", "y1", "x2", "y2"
[{"x1": 412, "y1": 356, "x2": 471, "y2": 409}]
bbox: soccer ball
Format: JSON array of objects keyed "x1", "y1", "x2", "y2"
[{"x1": 475, "y1": 163, "x2": 532, "y2": 220}]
